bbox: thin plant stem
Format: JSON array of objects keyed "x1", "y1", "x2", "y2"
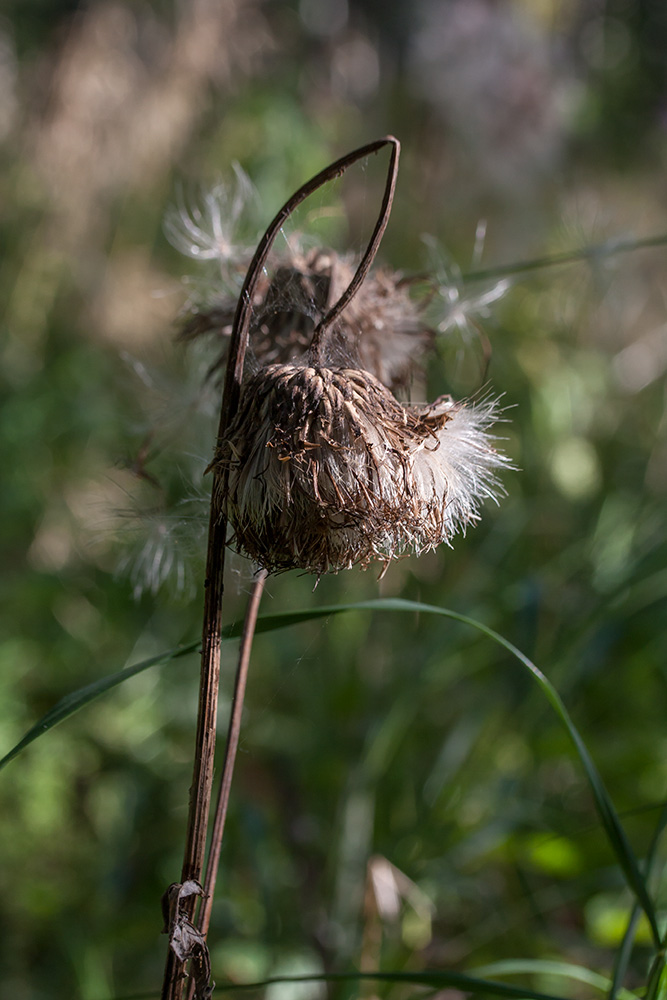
[
  {"x1": 161, "y1": 498, "x2": 228, "y2": 1000},
  {"x1": 184, "y1": 569, "x2": 268, "y2": 1000},
  {"x1": 161, "y1": 137, "x2": 400, "y2": 1000},
  {"x1": 462, "y1": 231, "x2": 667, "y2": 284}
]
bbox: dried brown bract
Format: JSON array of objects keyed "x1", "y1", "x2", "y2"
[
  {"x1": 181, "y1": 247, "x2": 432, "y2": 391},
  {"x1": 213, "y1": 362, "x2": 510, "y2": 575}
]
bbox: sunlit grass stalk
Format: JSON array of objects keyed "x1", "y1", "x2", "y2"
[{"x1": 461, "y1": 231, "x2": 667, "y2": 284}]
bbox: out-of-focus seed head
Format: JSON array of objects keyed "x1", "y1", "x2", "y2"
[
  {"x1": 181, "y1": 247, "x2": 433, "y2": 391},
  {"x1": 213, "y1": 362, "x2": 511, "y2": 576}
]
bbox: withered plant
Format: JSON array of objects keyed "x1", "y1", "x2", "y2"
[{"x1": 161, "y1": 137, "x2": 511, "y2": 999}]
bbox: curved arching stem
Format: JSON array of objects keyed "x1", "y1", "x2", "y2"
[
  {"x1": 219, "y1": 135, "x2": 400, "y2": 442},
  {"x1": 309, "y1": 137, "x2": 400, "y2": 360}
]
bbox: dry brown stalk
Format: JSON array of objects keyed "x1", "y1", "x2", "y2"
[
  {"x1": 161, "y1": 137, "x2": 401, "y2": 1000},
  {"x1": 183, "y1": 568, "x2": 268, "y2": 1000}
]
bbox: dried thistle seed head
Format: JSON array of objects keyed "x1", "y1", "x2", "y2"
[
  {"x1": 181, "y1": 248, "x2": 432, "y2": 390},
  {"x1": 213, "y1": 362, "x2": 511, "y2": 576}
]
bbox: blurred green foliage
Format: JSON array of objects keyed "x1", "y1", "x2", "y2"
[{"x1": 1, "y1": 1, "x2": 667, "y2": 998}]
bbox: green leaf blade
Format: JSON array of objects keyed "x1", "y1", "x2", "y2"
[{"x1": 2, "y1": 597, "x2": 657, "y2": 944}]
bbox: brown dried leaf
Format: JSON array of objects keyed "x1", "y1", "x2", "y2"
[{"x1": 162, "y1": 880, "x2": 214, "y2": 999}]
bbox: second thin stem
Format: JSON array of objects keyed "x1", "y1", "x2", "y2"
[
  {"x1": 201, "y1": 569, "x2": 268, "y2": 937},
  {"x1": 184, "y1": 569, "x2": 268, "y2": 1000}
]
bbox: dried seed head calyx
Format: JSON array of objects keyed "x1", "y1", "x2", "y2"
[
  {"x1": 216, "y1": 362, "x2": 509, "y2": 575},
  {"x1": 200, "y1": 137, "x2": 512, "y2": 575}
]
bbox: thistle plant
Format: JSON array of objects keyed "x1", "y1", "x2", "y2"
[
  {"x1": 1, "y1": 138, "x2": 664, "y2": 998},
  {"x1": 161, "y1": 137, "x2": 512, "y2": 1000},
  {"x1": 4, "y1": 8, "x2": 667, "y2": 998}
]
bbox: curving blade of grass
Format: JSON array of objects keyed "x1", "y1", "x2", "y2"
[
  {"x1": 0, "y1": 605, "x2": 367, "y2": 771},
  {"x1": 210, "y1": 969, "x2": 569, "y2": 999},
  {"x1": 471, "y1": 960, "x2": 640, "y2": 1000},
  {"x1": 1, "y1": 598, "x2": 659, "y2": 946},
  {"x1": 462, "y1": 231, "x2": 667, "y2": 284},
  {"x1": 0, "y1": 639, "x2": 199, "y2": 771},
  {"x1": 96, "y1": 968, "x2": 570, "y2": 1000},
  {"x1": 609, "y1": 800, "x2": 667, "y2": 1000}
]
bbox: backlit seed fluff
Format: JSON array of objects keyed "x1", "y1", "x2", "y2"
[{"x1": 213, "y1": 363, "x2": 511, "y2": 576}]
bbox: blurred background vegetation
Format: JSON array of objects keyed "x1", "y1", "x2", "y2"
[{"x1": 1, "y1": 1, "x2": 667, "y2": 998}]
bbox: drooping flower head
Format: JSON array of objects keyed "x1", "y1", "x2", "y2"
[
  {"x1": 183, "y1": 137, "x2": 512, "y2": 575},
  {"x1": 217, "y1": 362, "x2": 509, "y2": 575}
]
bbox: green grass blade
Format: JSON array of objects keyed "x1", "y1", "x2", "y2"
[
  {"x1": 609, "y1": 908, "x2": 644, "y2": 1000},
  {"x1": 462, "y1": 231, "x2": 667, "y2": 284},
  {"x1": 473, "y1": 960, "x2": 639, "y2": 1000},
  {"x1": 212, "y1": 969, "x2": 569, "y2": 999},
  {"x1": 609, "y1": 800, "x2": 667, "y2": 1000},
  {"x1": 0, "y1": 601, "x2": 426, "y2": 771},
  {"x1": 0, "y1": 640, "x2": 198, "y2": 770},
  {"x1": 96, "y1": 969, "x2": 569, "y2": 1000},
  {"x1": 249, "y1": 598, "x2": 661, "y2": 945},
  {"x1": 2, "y1": 597, "x2": 658, "y2": 945}
]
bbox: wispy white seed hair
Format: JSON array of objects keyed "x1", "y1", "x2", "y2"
[
  {"x1": 164, "y1": 165, "x2": 257, "y2": 276},
  {"x1": 214, "y1": 363, "x2": 511, "y2": 576},
  {"x1": 420, "y1": 234, "x2": 511, "y2": 339},
  {"x1": 407, "y1": 393, "x2": 511, "y2": 539}
]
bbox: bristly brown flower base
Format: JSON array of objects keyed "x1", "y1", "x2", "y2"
[{"x1": 214, "y1": 362, "x2": 511, "y2": 576}]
